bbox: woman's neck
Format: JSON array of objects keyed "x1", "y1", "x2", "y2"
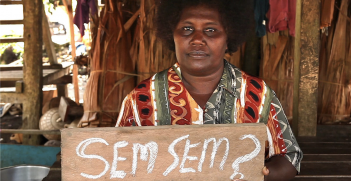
[{"x1": 181, "y1": 65, "x2": 224, "y2": 108}]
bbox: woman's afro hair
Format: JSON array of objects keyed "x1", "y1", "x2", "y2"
[{"x1": 155, "y1": 0, "x2": 255, "y2": 54}]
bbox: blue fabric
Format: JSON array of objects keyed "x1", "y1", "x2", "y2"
[
  {"x1": 254, "y1": 0, "x2": 270, "y2": 37},
  {"x1": 0, "y1": 144, "x2": 61, "y2": 168}
]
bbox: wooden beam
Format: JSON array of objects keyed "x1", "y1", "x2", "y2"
[
  {"x1": 0, "y1": 64, "x2": 62, "y2": 71},
  {"x1": 0, "y1": 129, "x2": 61, "y2": 135},
  {"x1": 57, "y1": 84, "x2": 68, "y2": 97},
  {"x1": 22, "y1": 0, "x2": 43, "y2": 145},
  {"x1": 0, "y1": 81, "x2": 16, "y2": 87},
  {"x1": 49, "y1": 75, "x2": 72, "y2": 85},
  {"x1": 0, "y1": 92, "x2": 26, "y2": 103},
  {"x1": 42, "y1": 6, "x2": 58, "y2": 65},
  {"x1": 0, "y1": 1, "x2": 22, "y2": 5},
  {"x1": 42, "y1": 66, "x2": 71, "y2": 85},
  {"x1": 294, "y1": 0, "x2": 320, "y2": 136},
  {"x1": 0, "y1": 20, "x2": 23, "y2": 24},
  {"x1": 0, "y1": 38, "x2": 24, "y2": 43},
  {"x1": 62, "y1": 0, "x2": 79, "y2": 104}
]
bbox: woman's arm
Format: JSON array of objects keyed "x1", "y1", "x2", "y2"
[
  {"x1": 263, "y1": 155, "x2": 297, "y2": 181},
  {"x1": 263, "y1": 95, "x2": 303, "y2": 180}
]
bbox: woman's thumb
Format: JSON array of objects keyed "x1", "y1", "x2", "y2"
[{"x1": 262, "y1": 166, "x2": 270, "y2": 175}]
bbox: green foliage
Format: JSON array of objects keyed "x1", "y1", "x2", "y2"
[{"x1": 44, "y1": 0, "x2": 55, "y2": 14}]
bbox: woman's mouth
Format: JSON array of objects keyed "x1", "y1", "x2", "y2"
[{"x1": 187, "y1": 51, "x2": 209, "y2": 58}]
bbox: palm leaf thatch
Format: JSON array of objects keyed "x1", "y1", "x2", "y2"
[
  {"x1": 79, "y1": 0, "x2": 136, "y2": 127},
  {"x1": 318, "y1": 0, "x2": 351, "y2": 124},
  {"x1": 79, "y1": 0, "x2": 179, "y2": 127},
  {"x1": 130, "y1": 0, "x2": 177, "y2": 83},
  {"x1": 260, "y1": 30, "x2": 294, "y2": 121}
]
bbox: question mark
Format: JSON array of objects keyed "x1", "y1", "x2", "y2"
[{"x1": 230, "y1": 134, "x2": 261, "y2": 180}]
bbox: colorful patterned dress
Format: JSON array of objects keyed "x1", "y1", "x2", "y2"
[{"x1": 116, "y1": 60, "x2": 303, "y2": 172}]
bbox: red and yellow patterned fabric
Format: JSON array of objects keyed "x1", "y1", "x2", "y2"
[{"x1": 116, "y1": 60, "x2": 302, "y2": 172}]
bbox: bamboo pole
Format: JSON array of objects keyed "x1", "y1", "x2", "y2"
[
  {"x1": 42, "y1": 6, "x2": 58, "y2": 65},
  {"x1": 62, "y1": 0, "x2": 79, "y2": 104},
  {"x1": 22, "y1": 0, "x2": 43, "y2": 145},
  {"x1": 293, "y1": 0, "x2": 301, "y2": 135}
]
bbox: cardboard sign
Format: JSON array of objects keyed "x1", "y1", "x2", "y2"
[{"x1": 61, "y1": 124, "x2": 267, "y2": 181}]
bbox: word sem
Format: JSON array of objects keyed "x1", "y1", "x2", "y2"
[{"x1": 76, "y1": 134, "x2": 261, "y2": 180}]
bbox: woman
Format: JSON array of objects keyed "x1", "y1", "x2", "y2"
[{"x1": 116, "y1": 0, "x2": 302, "y2": 180}]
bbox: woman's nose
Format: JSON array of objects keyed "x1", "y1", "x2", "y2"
[{"x1": 190, "y1": 31, "x2": 205, "y2": 46}]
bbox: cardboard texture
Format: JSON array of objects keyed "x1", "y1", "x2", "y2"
[{"x1": 61, "y1": 124, "x2": 267, "y2": 181}]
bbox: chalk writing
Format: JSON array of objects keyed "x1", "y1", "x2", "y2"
[
  {"x1": 131, "y1": 142, "x2": 158, "y2": 175},
  {"x1": 230, "y1": 134, "x2": 261, "y2": 180},
  {"x1": 180, "y1": 139, "x2": 200, "y2": 173},
  {"x1": 198, "y1": 137, "x2": 229, "y2": 172},
  {"x1": 63, "y1": 124, "x2": 267, "y2": 181},
  {"x1": 73, "y1": 134, "x2": 261, "y2": 180},
  {"x1": 111, "y1": 141, "x2": 128, "y2": 179},
  {"x1": 76, "y1": 138, "x2": 110, "y2": 179},
  {"x1": 163, "y1": 135, "x2": 189, "y2": 176}
]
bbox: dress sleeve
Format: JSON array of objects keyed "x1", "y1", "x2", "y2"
[
  {"x1": 115, "y1": 93, "x2": 138, "y2": 127},
  {"x1": 265, "y1": 95, "x2": 303, "y2": 173}
]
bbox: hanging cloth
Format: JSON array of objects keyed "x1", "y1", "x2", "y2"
[
  {"x1": 73, "y1": 0, "x2": 98, "y2": 37},
  {"x1": 267, "y1": 0, "x2": 296, "y2": 36},
  {"x1": 320, "y1": 0, "x2": 335, "y2": 28},
  {"x1": 254, "y1": 0, "x2": 270, "y2": 37}
]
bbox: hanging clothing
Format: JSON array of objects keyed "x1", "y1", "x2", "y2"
[
  {"x1": 73, "y1": 0, "x2": 98, "y2": 37},
  {"x1": 254, "y1": 0, "x2": 270, "y2": 37},
  {"x1": 116, "y1": 60, "x2": 303, "y2": 173},
  {"x1": 267, "y1": 0, "x2": 296, "y2": 36},
  {"x1": 320, "y1": 0, "x2": 335, "y2": 28}
]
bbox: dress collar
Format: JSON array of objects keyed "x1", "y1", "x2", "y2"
[{"x1": 171, "y1": 59, "x2": 238, "y2": 98}]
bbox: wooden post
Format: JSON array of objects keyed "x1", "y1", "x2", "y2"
[
  {"x1": 56, "y1": 84, "x2": 68, "y2": 97},
  {"x1": 22, "y1": 0, "x2": 43, "y2": 145},
  {"x1": 63, "y1": 0, "x2": 79, "y2": 104},
  {"x1": 293, "y1": 0, "x2": 320, "y2": 136}
]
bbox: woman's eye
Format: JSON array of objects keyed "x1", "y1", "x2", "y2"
[
  {"x1": 204, "y1": 28, "x2": 217, "y2": 35},
  {"x1": 205, "y1": 28, "x2": 216, "y2": 32},
  {"x1": 182, "y1": 27, "x2": 193, "y2": 35},
  {"x1": 183, "y1": 27, "x2": 192, "y2": 31}
]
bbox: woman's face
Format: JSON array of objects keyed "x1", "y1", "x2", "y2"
[{"x1": 173, "y1": 5, "x2": 227, "y2": 76}]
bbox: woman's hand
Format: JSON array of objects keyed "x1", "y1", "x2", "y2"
[
  {"x1": 232, "y1": 156, "x2": 296, "y2": 181},
  {"x1": 263, "y1": 155, "x2": 297, "y2": 181}
]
